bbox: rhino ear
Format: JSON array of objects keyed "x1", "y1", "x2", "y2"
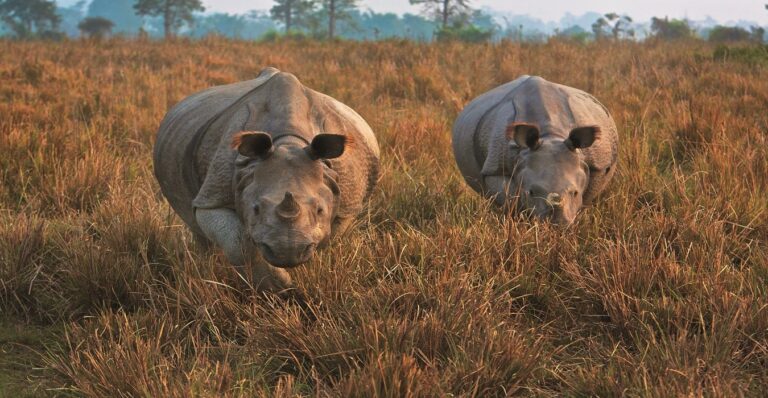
[
  {"x1": 232, "y1": 131, "x2": 273, "y2": 159},
  {"x1": 307, "y1": 134, "x2": 346, "y2": 160},
  {"x1": 506, "y1": 122, "x2": 541, "y2": 150},
  {"x1": 564, "y1": 126, "x2": 600, "y2": 151}
]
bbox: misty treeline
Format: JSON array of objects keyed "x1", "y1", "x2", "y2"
[
  {"x1": 0, "y1": 0, "x2": 766, "y2": 43},
  {"x1": 0, "y1": 0, "x2": 494, "y2": 41}
]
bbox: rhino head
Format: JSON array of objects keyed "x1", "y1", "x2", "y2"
[
  {"x1": 506, "y1": 122, "x2": 600, "y2": 225},
  {"x1": 232, "y1": 131, "x2": 346, "y2": 268}
]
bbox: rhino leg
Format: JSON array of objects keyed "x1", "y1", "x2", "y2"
[{"x1": 194, "y1": 208, "x2": 292, "y2": 292}]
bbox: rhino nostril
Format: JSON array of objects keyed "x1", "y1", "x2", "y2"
[
  {"x1": 258, "y1": 243, "x2": 276, "y2": 259},
  {"x1": 258, "y1": 243, "x2": 277, "y2": 262},
  {"x1": 300, "y1": 243, "x2": 316, "y2": 259}
]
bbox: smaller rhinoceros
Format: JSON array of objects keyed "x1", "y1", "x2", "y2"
[
  {"x1": 153, "y1": 67, "x2": 379, "y2": 292},
  {"x1": 452, "y1": 75, "x2": 618, "y2": 224}
]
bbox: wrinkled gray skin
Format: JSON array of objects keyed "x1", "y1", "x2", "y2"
[
  {"x1": 154, "y1": 67, "x2": 379, "y2": 292},
  {"x1": 452, "y1": 75, "x2": 618, "y2": 224}
]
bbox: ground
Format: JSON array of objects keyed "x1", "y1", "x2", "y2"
[{"x1": 0, "y1": 38, "x2": 767, "y2": 396}]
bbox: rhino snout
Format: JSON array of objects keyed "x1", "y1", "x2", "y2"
[
  {"x1": 529, "y1": 194, "x2": 574, "y2": 225},
  {"x1": 549, "y1": 208, "x2": 569, "y2": 225},
  {"x1": 258, "y1": 242, "x2": 317, "y2": 268}
]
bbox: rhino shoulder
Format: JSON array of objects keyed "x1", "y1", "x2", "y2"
[
  {"x1": 452, "y1": 75, "x2": 533, "y2": 192},
  {"x1": 187, "y1": 69, "x2": 284, "y2": 211}
]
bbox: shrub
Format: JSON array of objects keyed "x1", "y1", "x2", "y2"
[
  {"x1": 650, "y1": 17, "x2": 694, "y2": 40},
  {"x1": 78, "y1": 17, "x2": 115, "y2": 39},
  {"x1": 713, "y1": 44, "x2": 768, "y2": 65},
  {"x1": 708, "y1": 26, "x2": 751, "y2": 42}
]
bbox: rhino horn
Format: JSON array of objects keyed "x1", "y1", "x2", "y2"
[{"x1": 276, "y1": 192, "x2": 301, "y2": 220}]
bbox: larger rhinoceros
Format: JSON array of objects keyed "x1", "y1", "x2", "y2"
[
  {"x1": 452, "y1": 75, "x2": 618, "y2": 224},
  {"x1": 154, "y1": 67, "x2": 379, "y2": 292}
]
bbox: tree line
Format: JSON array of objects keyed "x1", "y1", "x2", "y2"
[
  {"x1": 0, "y1": 0, "x2": 766, "y2": 44},
  {"x1": 0, "y1": 0, "x2": 490, "y2": 40}
]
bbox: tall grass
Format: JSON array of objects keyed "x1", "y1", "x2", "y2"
[{"x1": 0, "y1": 37, "x2": 766, "y2": 396}]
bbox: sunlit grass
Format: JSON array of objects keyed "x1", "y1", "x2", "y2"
[{"x1": 0, "y1": 37, "x2": 766, "y2": 396}]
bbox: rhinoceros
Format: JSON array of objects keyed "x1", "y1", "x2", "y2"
[
  {"x1": 153, "y1": 67, "x2": 379, "y2": 292},
  {"x1": 452, "y1": 75, "x2": 618, "y2": 224}
]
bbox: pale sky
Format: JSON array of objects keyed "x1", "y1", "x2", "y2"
[{"x1": 58, "y1": 1, "x2": 768, "y2": 24}]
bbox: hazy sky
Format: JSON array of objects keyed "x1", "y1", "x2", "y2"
[{"x1": 58, "y1": 1, "x2": 768, "y2": 24}]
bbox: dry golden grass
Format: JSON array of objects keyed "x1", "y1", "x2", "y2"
[{"x1": 1, "y1": 37, "x2": 767, "y2": 396}]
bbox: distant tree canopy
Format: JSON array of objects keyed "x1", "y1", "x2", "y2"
[
  {"x1": 270, "y1": 0, "x2": 316, "y2": 33},
  {"x1": 192, "y1": 11, "x2": 276, "y2": 39},
  {"x1": 708, "y1": 25, "x2": 751, "y2": 42},
  {"x1": 556, "y1": 25, "x2": 590, "y2": 44},
  {"x1": 650, "y1": 17, "x2": 693, "y2": 40},
  {"x1": 88, "y1": 0, "x2": 143, "y2": 35},
  {"x1": 752, "y1": 26, "x2": 766, "y2": 43},
  {"x1": 410, "y1": 0, "x2": 471, "y2": 29},
  {"x1": 134, "y1": 0, "x2": 205, "y2": 39},
  {"x1": 434, "y1": 10, "x2": 495, "y2": 42},
  {"x1": 0, "y1": 0, "x2": 60, "y2": 38},
  {"x1": 78, "y1": 16, "x2": 114, "y2": 39}
]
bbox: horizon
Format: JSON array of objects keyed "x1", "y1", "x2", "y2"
[{"x1": 55, "y1": 0, "x2": 768, "y2": 25}]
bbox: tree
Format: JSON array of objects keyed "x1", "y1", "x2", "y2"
[
  {"x1": 650, "y1": 17, "x2": 693, "y2": 40},
  {"x1": 320, "y1": 0, "x2": 358, "y2": 39},
  {"x1": 78, "y1": 16, "x2": 114, "y2": 39},
  {"x1": 750, "y1": 26, "x2": 765, "y2": 43},
  {"x1": 134, "y1": 0, "x2": 205, "y2": 39},
  {"x1": 410, "y1": 0, "x2": 470, "y2": 29},
  {"x1": 606, "y1": 13, "x2": 633, "y2": 39},
  {"x1": 270, "y1": 0, "x2": 316, "y2": 33},
  {"x1": 436, "y1": 9, "x2": 494, "y2": 42},
  {"x1": 0, "y1": 0, "x2": 60, "y2": 38},
  {"x1": 591, "y1": 17, "x2": 609, "y2": 40},
  {"x1": 592, "y1": 13, "x2": 633, "y2": 40}
]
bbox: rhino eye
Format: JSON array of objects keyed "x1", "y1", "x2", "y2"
[
  {"x1": 572, "y1": 191, "x2": 579, "y2": 197},
  {"x1": 528, "y1": 189, "x2": 534, "y2": 197},
  {"x1": 317, "y1": 207, "x2": 324, "y2": 215},
  {"x1": 253, "y1": 204, "x2": 260, "y2": 215}
]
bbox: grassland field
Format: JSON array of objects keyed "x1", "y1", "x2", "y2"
[{"x1": 1, "y1": 37, "x2": 767, "y2": 397}]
